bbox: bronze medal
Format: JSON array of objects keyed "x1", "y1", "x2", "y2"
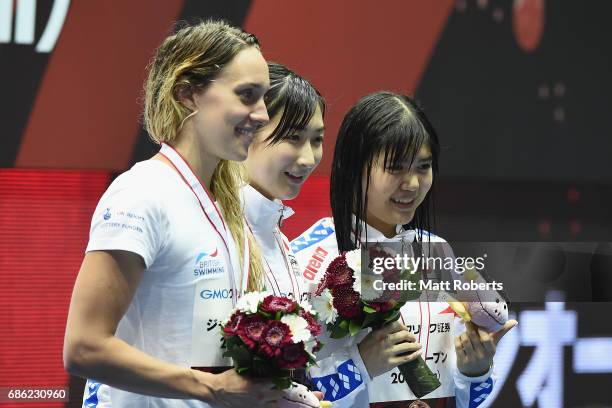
[{"x1": 408, "y1": 401, "x2": 430, "y2": 408}]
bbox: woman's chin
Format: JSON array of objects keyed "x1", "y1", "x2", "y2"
[{"x1": 393, "y1": 212, "x2": 415, "y2": 227}]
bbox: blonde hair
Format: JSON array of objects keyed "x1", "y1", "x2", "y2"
[
  {"x1": 143, "y1": 20, "x2": 264, "y2": 291},
  {"x1": 211, "y1": 161, "x2": 265, "y2": 291}
]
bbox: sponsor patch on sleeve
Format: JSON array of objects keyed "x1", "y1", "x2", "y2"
[
  {"x1": 469, "y1": 377, "x2": 493, "y2": 408},
  {"x1": 311, "y1": 359, "x2": 363, "y2": 402},
  {"x1": 291, "y1": 219, "x2": 334, "y2": 253}
]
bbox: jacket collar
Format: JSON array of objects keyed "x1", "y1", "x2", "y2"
[
  {"x1": 353, "y1": 215, "x2": 417, "y2": 244},
  {"x1": 242, "y1": 184, "x2": 294, "y2": 234}
]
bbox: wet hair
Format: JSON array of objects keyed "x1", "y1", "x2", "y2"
[
  {"x1": 143, "y1": 19, "x2": 265, "y2": 290},
  {"x1": 143, "y1": 19, "x2": 260, "y2": 144},
  {"x1": 331, "y1": 91, "x2": 441, "y2": 252},
  {"x1": 261, "y1": 62, "x2": 325, "y2": 145}
]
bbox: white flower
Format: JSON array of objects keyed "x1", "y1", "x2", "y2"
[
  {"x1": 345, "y1": 249, "x2": 362, "y2": 272},
  {"x1": 312, "y1": 288, "x2": 337, "y2": 324},
  {"x1": 361, "y1": 272, "x2": 384, "y2": 301},
  {"x1": 299, "y1": 299, "x2": 315, "y2": 315},
  {"x1": 346, "y1": 249, "x2": 364, "y2": 295},
  {"x1": 352, "y1": 270, "x2": 362, "y2": 295},
  {"x1": 281, "y1": 314, "x2": 312, "y2": 343},
  {"x1": 235, "y1": 291, "x2": 270, "y2": 314},
  {"x1": 347, "y1": 250, "x2": 382, "y2": 300}
]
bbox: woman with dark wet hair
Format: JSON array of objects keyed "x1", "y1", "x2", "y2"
[{"x1": 294, "y1": 92, "x2": 516, "y2": 407}]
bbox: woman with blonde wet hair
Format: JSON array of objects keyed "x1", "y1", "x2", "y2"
[{"x1": 63, "y1": 20, "x2": 285, "y2": 407}]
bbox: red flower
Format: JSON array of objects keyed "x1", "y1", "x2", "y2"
[
  {"x1": 329, "y1": 264, "x2": 354, "y2": 288},
  {"x1": 223, "y1": 311, "x2": 245, "y2": 338},
  {"x1": 277, "y1": 342, "x2": 309, "y2": 369},
  {"x1": 299, "y1": 309, "x2": 322, "y2": 337},
  {"x1": 370, "y1": 288, "x2": 402, "y2": 313},
  {"x1": 312, "y1": 341, "x2": 322, "y2": 353},
  {"x1": 370, "y1": 299, "x2": 398, "y2": 313},
  {"x1": 261, "y1": 295, "x2": 297, "y2": 314},
  {"x1": 237, "y1": 315, "x2": 268, "y2": 349},
  {"x1": 260, "y1": 321, "x2": 293, "y2": 358},
  {"x1": 332, "y1": 285, "x2": 362, "y2": 318},
  {"x1": 316, "y1": 255, "x2": 349, "y2": 294}
]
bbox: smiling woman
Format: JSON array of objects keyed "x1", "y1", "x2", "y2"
[
  {"x1": 292, "y1": 92, "x2": 517, "y2": 407},
  {"x1": 365, "y1": 144, "x2": 433, "y2": 238},
  {"x1": 61, "y1": 20, "x2": 301, "y2": 408},
  {"x1": 332, "y1": 92, "x2": 440, "y2": 250},
  {"x1": 242, "y1": 62, "x2": 325, "y2": 300},
  {"x1": 245, "y1": 62, "x2": 325, "y2": 201}
]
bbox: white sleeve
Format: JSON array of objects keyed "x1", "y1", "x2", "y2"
[
  {"x1": 452, "y1": 319, "x2": 497, "y2": 408},
  {"x1": 86, "y1": 183, "x2": 167, "y2": 268},
  {"x1": 291, "y1": 220, "x2": 371, "y2": 406},
  {"x1": 454, "y1": 365, "x2": 496, "y2": 408}
]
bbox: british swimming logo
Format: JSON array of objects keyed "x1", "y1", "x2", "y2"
[
  {"x1": 194, "y1": 248, "x2": 224, "y2": 278},
  {"x1": 103, "y1": 208, "x2": 111, "y2": 220}
]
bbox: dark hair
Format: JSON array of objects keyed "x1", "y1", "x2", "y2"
[
  {"x1": 330, "y1": 92, "x2": 440, "y2": 252},
  {"x1": 261, "y1": 62, "x2": 325, "y2": 145}
]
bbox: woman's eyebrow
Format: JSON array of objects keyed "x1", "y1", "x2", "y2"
[
  {"x1": 288, "y1": 126, "x2": 325, "y2": 132},
  {"x1": 235, "y1": 82, "x2": 269, "y2": 92}
]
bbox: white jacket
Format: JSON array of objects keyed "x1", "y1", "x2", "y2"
[
  {"x1": 291, "y1": 217, "x2": 496, "y2": 408},
  {"x1": 242, "y1": 184, "x2": 309, "y2": 301}
]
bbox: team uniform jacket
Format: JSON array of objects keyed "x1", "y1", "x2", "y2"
[
  {"x1": 291, "y1": 218, "x2": 496, "y2": 408},
  {"x1": 241, "y1": 184, "x2": 309, "y2": 301}
]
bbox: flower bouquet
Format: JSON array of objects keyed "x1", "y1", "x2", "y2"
[
  {"x1": 221, "y1": 292, "x2": 323, "y2": 390},
  {"x1": 313, "y1": 247, "x2": 441, "y2": 398}
]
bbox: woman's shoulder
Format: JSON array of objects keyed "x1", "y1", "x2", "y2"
[
  {"x1": 290, "y1": 217, "x2": 339, "y2": 284},
  {"x1": 94, "y1": 160, "x2": 187, "y2": 223},
  {"x1": 116, "y1": 160, "x2": 178, "y2": 187},
  {"x1": 105, "y1": 160, "x2": 183, "y2": 200}
]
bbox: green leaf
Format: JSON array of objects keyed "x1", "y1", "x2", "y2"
[
  {"x1": 272, "y1": 376, "x2": 293, "y2": 390},
  {"x1": 338, "y1": 319, "x2": 349, "y2": 331},
  {"x1": 349, "y1": 319, "x2": 362, "y2": 336},
  {"x1": 362, "y1": 312, "x2": 381, "y2": 328},
  {"x1": 397, "y1": 356, "x2": 441, "y2": 398},
  {"x1": 399, "y1": 267, "x2": 423, "y2": 301},
  {"x1": 330, "y1": 322, "x2": 349, "y2": 339},
  {"x1": 224, "y1": 344, "x2": 252, "y2": 368},
  {"x1": 363, "y1": 305, "x2": 377, "y2": 314},
  {"x1": 384, "y1": 310, "x2": 401, "y2": 323}
]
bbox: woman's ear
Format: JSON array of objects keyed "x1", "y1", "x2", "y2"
[{"x1": 174, "y1": 84, "x2": 197, "y2": 112}]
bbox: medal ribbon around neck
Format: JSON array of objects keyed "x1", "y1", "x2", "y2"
[
  {"x1": 159, "y1": 143, "x2": 250, "y2": 304},
  {"x1": 244, "y1": 220, "x2": 298, "y2": 298}
]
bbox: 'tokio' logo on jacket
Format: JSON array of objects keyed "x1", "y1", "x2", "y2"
[{"x1": 194, "y1": 248, "x2": 224, "y2": 278}]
